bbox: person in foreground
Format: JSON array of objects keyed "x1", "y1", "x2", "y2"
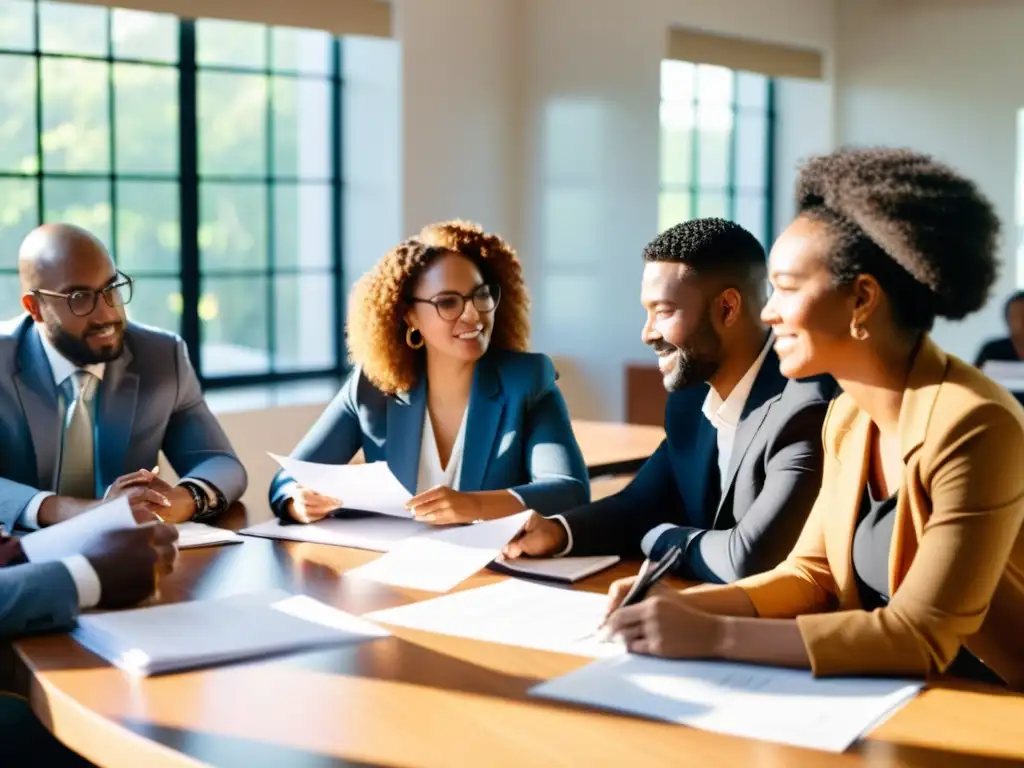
[
  {"x1": 974, "y1": 290, "x2": 1024, "y2": 367},
  {"x1": 0, "y1": 224, "x2": 247, "y2": 530},
  {"x1": 270, "y1": 220, "x2": 589, "y2": 524},
  {"x1": 605, "y1": 147, "x2": 1024, "y2": 690},
  {"x1": 504, "y1": 219, "x2": 835, "y2": 582},
  {"x1": 0, "y1": 518, "x2": 178, "y2": 767}
]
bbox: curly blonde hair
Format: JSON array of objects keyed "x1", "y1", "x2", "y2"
[{"x1": 346, "y1": 220, "x2": 531, "y2": 395}]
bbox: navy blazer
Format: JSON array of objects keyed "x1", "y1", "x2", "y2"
[
  {"x1": 559, "y1": 345, "x2": 836, "y2": 583},
  {"x1": 269, "y1": 349, "x2": 590, "y2": 517}
]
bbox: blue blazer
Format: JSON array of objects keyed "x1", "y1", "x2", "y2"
[{"x1": 269, "y1": 349, "x2": 590, "y2": 517}]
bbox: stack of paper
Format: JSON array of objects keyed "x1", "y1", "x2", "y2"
[
  {"x1": 269, "y1": 455, "x2": 413, "y2": 517},
  {"x1": 346, "y1": 511, "x2": 531, "y2": 591},
  {"x1": 175, "y1": 522, "x2": 243, "y2": 550},
  {"x1": 365, "y1": 579, "x2": 622, "y2": 658},
  {"x1": 72, "y1": 590, "x2": 390, "y2": 676},
  {"x1": 240, "y1": 516, "x2": 432, "y2": 552},
  {"x1": 489, "y1": 554, "x2": 620, "y2": 584},
  {"x1": 529, "y1": 655, "x2": 923, "y2": 752}
]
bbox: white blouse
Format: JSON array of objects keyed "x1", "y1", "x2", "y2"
[{"x1": 415, "y1": 407, "x2": 469, "y2": 494}]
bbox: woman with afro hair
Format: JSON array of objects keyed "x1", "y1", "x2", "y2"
[
  {"x1": 604, "y1": 147, "x2": 1024, "y2": 689},
  {"x1": 269, "y1": 220, "x2": 588, "y2": 527}
]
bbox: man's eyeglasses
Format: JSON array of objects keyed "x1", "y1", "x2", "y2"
[
  {"x1": 31, "y1": 273, "x2": 134, "y2": 317},
  {"x1": 407, "y1": 283, "x2": 500, "y2": 322}
]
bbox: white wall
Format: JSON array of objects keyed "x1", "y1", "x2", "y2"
[
  {"x1": 388, "y1": 0, "x2": 836, "y2": 419},
  {"x1": 774, "y1": 78, "x2": 835, "y2": 235},
  {"x1": 836, "y1": 0, "x2": 1024, "y2": 360},
  {"x1": 396, "y1": 0, "x2": 522, "y2": 242},
  {"x1": 342, "y1": 36, "x2": 403, "y2": 299}
]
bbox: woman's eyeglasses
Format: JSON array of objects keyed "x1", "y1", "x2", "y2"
[
  {"x1": 407, "y1": 283, "x2": 500, "y2": 321},
  {"x1": 31, "y1": 273, "x2": 134, "y2": 317}
]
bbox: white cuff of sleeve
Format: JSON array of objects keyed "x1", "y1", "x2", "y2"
[
  {"x1": 180, "y1": 477, "x2": 219, "y2": 506},
  {"x1": 548, "y1": 514, "x2": 574, "y2": 557},
  {"x1": 279, "y1": 480, "x2": 300, "y2": 503},
  {"x1": 506, "y1": 488, "x2": 526, "y2": 506},
  {"x1": 640, "y1": 523, "x2": 678, "y2": 557},
  {"x1": 19, "y1": 491, "x2": 54, "y2": 530},
  {"x1": 62, "y1": 554, "x2": 102, "y2": 609}
]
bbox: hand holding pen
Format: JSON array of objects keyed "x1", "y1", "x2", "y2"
[
  {"x1": 583, "y1": 545, "x2": 683, "y2": 643},
  {"x1": 599, "y1": 545, "x2": 730, "y2": 659}
]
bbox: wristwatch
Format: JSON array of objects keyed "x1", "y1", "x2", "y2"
[{"x1": 180, "y1": 480, "x2": 225, "y2": 522}]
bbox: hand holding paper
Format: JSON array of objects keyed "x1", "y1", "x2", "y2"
[
  {"x1": 288, "y1": 487, "x2": 343, "y2": 524},
  {"x1": 270, "y1": 454, "x2": 412, "y2": 518},
  {"x1": 20, "y1": 496, "x2": 139, "y2": 563},
  {"x1": 80, "y1": 521, "x2": 180, "y2": 609}
]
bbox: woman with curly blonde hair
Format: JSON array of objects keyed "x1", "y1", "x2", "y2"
[{"x1": 270, "y1": 220, "x2": 589, "y2": 526}]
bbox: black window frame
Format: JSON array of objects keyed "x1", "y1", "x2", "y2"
[
  {"x1": 0, "y1": 1, "x2": 347, "y2": 390},
  {"x1": 658, "y1": 60, "x2": 776, "y2": 248}
]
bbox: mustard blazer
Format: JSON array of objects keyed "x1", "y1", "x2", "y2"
[{"x1": 737, "y1": 337, "x2": 1024, "y2": 688}]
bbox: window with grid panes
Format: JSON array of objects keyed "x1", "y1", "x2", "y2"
[
  {"x1": 659, "y1": 60, "x2": 774, "y2": 247},
  {"x1": 0, "y1": 1, "x2": 345, "y2": 388}
]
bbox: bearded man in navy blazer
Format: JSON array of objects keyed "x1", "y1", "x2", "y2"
[
  {"x1": 0, "y1": 224, "x2": 246, "y2": 532},
  {"x1": 506, "y1": 219, "x2": 836, "y2": 583}
]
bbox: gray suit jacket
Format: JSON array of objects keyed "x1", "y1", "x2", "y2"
[
  {"x1": 0, "y1": 562, "x2": 79, "y2": 637},
  {"x1": 0, "y1": 316, "x2": 247, "y2": 530},
  {"x1": 269, "y1": 349, "x2": 590, "y2": 518}
]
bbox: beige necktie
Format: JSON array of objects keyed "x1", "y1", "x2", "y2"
[{"x1": 57, "y1": 370, "x2": 99, "y2": 499}]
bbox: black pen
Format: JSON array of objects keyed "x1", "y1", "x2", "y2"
[
  {"x1": 588, "y1": 543, "x2": 683, "y2": 641},
  {"x1": 616, "y1": 543, "x2": 683, "y2": 609}
]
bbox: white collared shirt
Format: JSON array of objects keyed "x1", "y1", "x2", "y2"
[
  {"x1": 700, "y1": 336, "x2": 772, "y2": 498},
  {"x1": 637, "y1": 335, "x2": 772, "y2": 556},
  {"x1": 38, "y1": 329, "x2": 106, "y2": 388}
]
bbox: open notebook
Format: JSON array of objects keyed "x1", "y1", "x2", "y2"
[{"x1": 72, "y1": 591, "x2": 390, "y2": 676}]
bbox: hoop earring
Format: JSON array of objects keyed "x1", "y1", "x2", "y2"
[
  {"x1": 850, "y1": 323, "x2": 869, "y2": 341},
  {"x1": 406, "y1": 326, "x2": 424, "y2": 349}
]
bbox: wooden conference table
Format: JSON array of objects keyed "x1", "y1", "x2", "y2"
[
  {"x1": 571, "y1": 419, "x2": 665, "y2": 477},
  {"x1": 11, "y1": 506, "x2": 1024, "y2": 768}
]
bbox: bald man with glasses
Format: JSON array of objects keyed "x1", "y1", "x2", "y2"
[{"x1": 0, "y1": 224, "x2": 246, "y2": 533}]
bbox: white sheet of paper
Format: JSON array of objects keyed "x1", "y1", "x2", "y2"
[
  {"x1": 982, "y1": 360, "x2": 1024, "y2": 390},
  {"x1": 530, "y1": 655, "x2": 923, "y2": 753},
  {"x1": 347, "y1": 511, "x2": 532, "y2": 592},
  {"x1": 269, "y1": 454, "x2": 413, "y2": 518},
  {"x1": 240, "y1": 516, "x2": 432, "y2": 552},
  {"x1": 175, "y1": 522, "x2": 243, "y2": 549},
  {"x1": 492, "y1": 554, "x2": 620, "y2": 583},
  {"x1": 19, "y1": 497, "x2": 135, "y2": 563},
  {"x1": 365, "y1": 579, "x2": 623, "y2": 658},
  {"x1": 72, "y1": 590, "x2": 390, "y2": 676}
]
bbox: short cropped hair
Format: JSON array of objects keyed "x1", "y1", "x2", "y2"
[
  {"x1": 643, "y1": 218, "x2": 767, "y2": 308},
  {"x1": 346, "y1": 220, "x2": 530, "y2": 395},
  {"x1": 796, "y1": 147, "x2": 1000, "y2": 332}
]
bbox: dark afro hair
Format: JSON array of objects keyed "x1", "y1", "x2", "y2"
[
  {"x1": 796, "y1": 147, "x2": 1000, "y2": 330},
  {"x1": 643, "y1": 218, "x2": 767, "y2": 298}
]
